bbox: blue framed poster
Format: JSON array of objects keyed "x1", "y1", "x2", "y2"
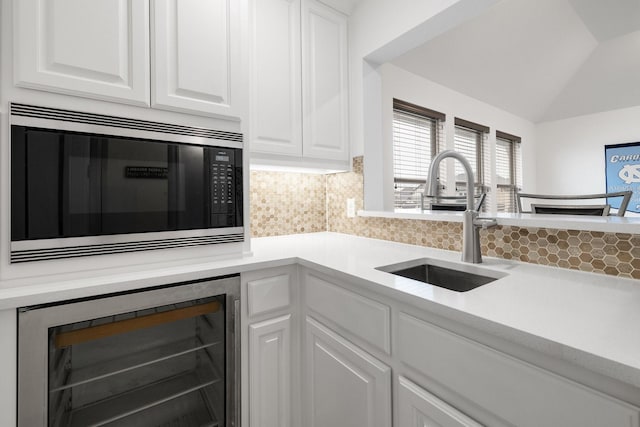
[{"x1": 605, "y1": 142, "x2": 640, "y2": 214}]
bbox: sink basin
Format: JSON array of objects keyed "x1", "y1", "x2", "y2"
[{"x1": 376, "y1": 259, "x2": 506, "y2": 292}]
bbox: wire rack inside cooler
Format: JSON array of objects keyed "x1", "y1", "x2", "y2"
[{"x1": 48, "y1": 297, "x2": 227, "y2": 427}]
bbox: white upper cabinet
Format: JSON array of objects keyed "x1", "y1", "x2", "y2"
[
  {"x1": 152, "y1": 0, "x2": 243, "y2": 118},
  {"x1": 14, "y1": 0, "x2": 150, "y2": 106},
  {"x1": 14, "y1": 0, "x2": 244, "y2": 118},
  {"x1": 250, "y1": 0, "x2": 303, "y2": 156},
  {"x1": 250, "y1": 0, "x2": 349, "y2": 167},
  {"x1": 302, "y1": 0, "x2": 349, "y2": 161}
]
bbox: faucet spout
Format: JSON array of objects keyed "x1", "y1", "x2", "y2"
[{"x1": 426, "y1": 150, "x2": 486, "y2": 263}]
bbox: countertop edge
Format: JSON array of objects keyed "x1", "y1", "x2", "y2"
[{"x1": 359, "y1": 210, "x2": 640, "y2": 233}]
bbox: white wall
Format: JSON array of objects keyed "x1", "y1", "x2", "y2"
[
  {"x1": 535, "y1": 106, "x2": 640, "y2": 195},
  {"x1": 377, "y1": 63, "x2": 537, "y2": 211},
  {"x1": 350, "y1": 0, "x2": 457, "y2": 155},
  {"x1": 349, "y1": 0, "x2": 501, "y2": 209}
]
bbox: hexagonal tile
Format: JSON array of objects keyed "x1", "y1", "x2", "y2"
[
  {"x1": 567, "y1": 236, "x2": 581, "y2": 247},
  {"x1": 578, "y1": 231, "x2": 593, "y2": 242},
  {"x1": 579, "y1": 262, "x2": 594, "y2": 272},
  {"x1": 603, "y1": 233, "x2": 618, "y2": 244},
  {"x1": 604, "y1": 266, "x2": 619, "y2": 276},
  {"x1": 591, "y1": 259, "x2": 606, "y2": 270},
  {"x1": 615, "y1": 240, "x2": 632, "y2": 252},
  {"x1": 579, "y1": 252, "x2": 594, "y2": 263},
  {"x1": 567, "y1": 251, "x2": 584, "y2": 264},
  {"x1": 618, "y1": 263, "x2": 633, "y2": 274},
  {"x1": 579, "y1": 242, "x2": 593, "y2": 252},
  {"x1": 568, "y1": 256, "x2": 581, "y2": 267},
  {"x1": 617, "y1": 252, "x2": 633, "y2": 263},
  {"x1": 591, "y1": 238, "x2": 606, "y2": 249}
]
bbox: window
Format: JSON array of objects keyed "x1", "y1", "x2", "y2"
[
  {"x1": 392, "y1": 99, "x2": 444, "y2": 209},
  {"x1": 496, "y1": 131, "x2": 522, "y2": 212},
  {"x1": 453, "y1": 118, "x2": 489, "y2": 211}
]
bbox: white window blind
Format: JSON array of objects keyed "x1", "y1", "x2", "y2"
[
  {"x1": 453, "y1": 126, "x2": 479, "y2": 180},
  {"x1": 453, "y1": 119, "x2": 489, "y2": 211},
  {"x1": 392, "y1": 100, "x2": 444, "y2": 209},
  {"x1": 496, "y1": 132, "x2": 522, "y2": 212},
  {"x1": 393, "y1": 111, "x2": 434, "y2": 182}
]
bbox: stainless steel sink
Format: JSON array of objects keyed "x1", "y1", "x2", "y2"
[{"x1": 376, "y1": 259, "x2": 506, "y2": 292}]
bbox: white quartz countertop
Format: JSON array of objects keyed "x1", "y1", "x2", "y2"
[{"x1": 1, "y1": 232, "x2": 639, "y2": 390}]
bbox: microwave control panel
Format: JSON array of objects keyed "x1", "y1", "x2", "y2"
[{"x1": 211, "y1": 148, "x2": 237, "y2": 215}]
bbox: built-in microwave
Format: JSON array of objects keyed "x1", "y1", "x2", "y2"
[{"x1": 10, "y1": 103, "x2": 243, "y2": 263}]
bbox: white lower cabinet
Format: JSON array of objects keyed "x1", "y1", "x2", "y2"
[
  {"x1": 398, "y1": 312, "x2": 640, "y2": 427},
  {"x1": 304, "y1": 317, "x2": 391, "y2": 427},
  {"x1": 244, "y1": 265, "x2": 640, "y2": 427},
  {"x1": 249, "y1": 315, "x2": 291, "y2": 427},
  {"x1": 398, "y1": 376, "x2": 482, "y2": 427},
  {"x1": 243, "y1": 265, "x2": 298, "y2": 427}
]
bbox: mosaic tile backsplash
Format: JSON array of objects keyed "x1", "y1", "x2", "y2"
[
  {"x1": 251, "y1": 157, "x2": 640, "y2": 279},
  {"x1": 250, "y1": 170, "x2": 326, "y2": 237}
]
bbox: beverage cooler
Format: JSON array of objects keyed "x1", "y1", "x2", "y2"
[{"x1": 18, "y1": 276, "x2": 240, "y2": 427}]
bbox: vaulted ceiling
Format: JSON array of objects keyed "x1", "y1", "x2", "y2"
[{"x1": 391, "y1": 0, "x2": 640, "y2": 123}]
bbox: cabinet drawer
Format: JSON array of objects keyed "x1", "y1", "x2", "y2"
[
  {"x1": 245, "y1": 266, "x2": 294, "y2": 317},
  {"x1": 304, "y1": 271, "x2": 390, "y2": 354},
  {"x1": 398, "y1": 313, "x2": 640, "y2": 427}
]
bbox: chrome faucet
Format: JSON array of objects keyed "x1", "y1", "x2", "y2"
[{"x1": 427, "y1": 150, "x2": 497, "y2": 263}]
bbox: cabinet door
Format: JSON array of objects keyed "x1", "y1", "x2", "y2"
[
  {"x1": 398, "y1": 376, "x2": 482, "y2": 427},
  {"x1": 14, "y1": 0, "x2": 150, "y2": 106},
  {"x1": 250, "y1": 0, "x2": 303, "y2": 156},
  {"x1": 152, "y1": 0, "x2": 242, "y2": 118},
  {"x1": 301, "y1": 0, "x2": 349, "y2": 161},
  {"x1": 304, "y1": 317, "x2": 391, "y2": 427},
  {"x1": 249, "y1": 315, "x2": 292, "y2": 427}
]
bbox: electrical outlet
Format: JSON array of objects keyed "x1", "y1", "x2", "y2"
[{"x1": 347, "y1": 198, "x2": 356, "y2": 218}]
